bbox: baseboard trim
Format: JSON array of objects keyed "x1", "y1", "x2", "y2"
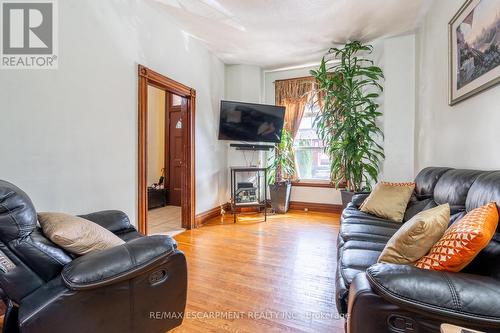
[
  {"x1": 195, "y1": 201, "x2": 341, "y2": 226},
  {"x1": 195, "y1": 205, "x2": 222, "y2": 227},
  {"x1": 289, "y1": 201, "x2": 342, "y2": 213}
]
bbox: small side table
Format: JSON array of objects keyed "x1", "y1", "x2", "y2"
[
  {"x1": 230, "y1": 167, "x2": 267, "y2": 223},
  {"x1": 147, "y1": 188, "x2": 168, "y2": 210}
]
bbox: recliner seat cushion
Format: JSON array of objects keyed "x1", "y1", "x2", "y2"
[{"x1": 10, "y1": 228, "x2": 73, "y2": 281}]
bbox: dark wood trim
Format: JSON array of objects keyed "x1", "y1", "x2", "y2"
[
  {"x1": 292, "y1": 181, "x2": 334, "y2": 188},
  {"x1": 273, "y1": 75, "x2": 314, "y2": 83},
  {"x1": 163, "y1": 93, "x2": 170, "y2": 194},
  {"x1": 289, "y1": 201, "x2": 342, "y2": 214},
  {"x1": 138, "y1": 64, "x2": 196, "y2": 233},
  {"x1": 194, "y1": 206, "x2": 222, "y2": 227}
]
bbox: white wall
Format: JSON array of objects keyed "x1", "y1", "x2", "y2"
[
  {"x1": 0, "y1": 0, "x2": 227, "y2": 223},
  {"x1": 415, "y1": 0, "x2": 500, "y2": 171},
  {"x1": 147, "y1": 86, "x2": 165, "y2": 186},
  {"x1": 224, "y1": 65, "x2": 266, "y2": 168},
  {"x1": 379, "y1": 35, "x2": 416, "y2": 181},
  {"x1": 225, "y1": 65, "x2": 262, "y2": 104}
]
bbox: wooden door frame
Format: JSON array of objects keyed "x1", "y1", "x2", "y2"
[{"x1": 138, "y1": 64, "x2": 196, "y2": 233}]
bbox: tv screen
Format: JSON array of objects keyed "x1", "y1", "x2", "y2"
[{"x1": 218, "y1": 100, "x2": 285, "y2": 143}]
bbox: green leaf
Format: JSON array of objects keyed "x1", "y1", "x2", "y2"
[{"x1": 309, "y1": 40, "x2": 384, "y2": 191}]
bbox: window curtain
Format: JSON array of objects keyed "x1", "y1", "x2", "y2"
[
  {"x1": 275, "y1": 77, "x2": 315, "y2": 138},
  {"x1": 275, "y1": 77, "x2": 316, "y2": 180}
]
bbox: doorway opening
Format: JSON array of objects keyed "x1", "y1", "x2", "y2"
[{"x1": 138, "y1": 65, "x2": 196, "y2": 235}]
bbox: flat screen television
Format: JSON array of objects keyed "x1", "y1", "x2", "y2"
[{"x1": 218, "y1": 100, "x2": 285, "y2": 143}]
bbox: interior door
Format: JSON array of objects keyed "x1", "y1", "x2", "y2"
[{"x1": 168, "y1": 94, "x2": 185, "y2": 206}]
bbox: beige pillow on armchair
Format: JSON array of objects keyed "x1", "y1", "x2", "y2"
[
  {"x1": 38, "y1": 212, "x2": 125, "y2": 255},
  {"x1": 360, "y1": 181, "x2": 415, "y2": 222}
]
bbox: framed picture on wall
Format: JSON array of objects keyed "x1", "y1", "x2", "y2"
[{"x1": 448, "y1": 0, "x2": 500, "y2": 105}]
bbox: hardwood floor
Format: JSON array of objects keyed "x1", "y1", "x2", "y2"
[
  {"x1": 172, "y1": 210, "x2": 344, "y2": 333},
  {"x1": 0, "y1": 211, "x2": 343, "y2": 332},
  {"x1": 148, "y1": 205, "x2": 185, "y2": 236}
]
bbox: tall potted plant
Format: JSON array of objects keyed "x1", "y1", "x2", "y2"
[
  {"x1": 310, "y1": 41, "x2": 385, "y2": 208},
  {"x1": 267, "y1": 127, "x2": 295, "y2": 213}
]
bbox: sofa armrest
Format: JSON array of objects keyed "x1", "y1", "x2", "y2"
[
  {"x1": 78, "y1": 210, "x2": 133, "y2": 233},
  {"x1": 61, "y1": 235, "x2": 177, "y2": 290},
  {"x1": 366, "y1": 263, "x2": 500, "y2": 325}
]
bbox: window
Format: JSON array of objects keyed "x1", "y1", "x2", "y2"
[{"x1": 293, "y1": 99, "x2": 331, "y2": 181}]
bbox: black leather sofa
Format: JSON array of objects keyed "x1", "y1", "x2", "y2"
[
  {"x1": 0, "y1": 180, "x2": 187, "y2": 333},
  {"x1": 337, "y1": 167, "x2": 500, "y2": 333}
]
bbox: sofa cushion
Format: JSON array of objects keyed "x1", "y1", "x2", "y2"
[
  {"x1": 378, "y1": 204, "x2": 450, "y2": 265},
  {"x1": 416, "y1": 202, "x2": 498, "y2": 272},
  {"x1": 340, "y1": 223, "x2": 399, "y2": 243},
  {"x1": 360, "y1": 182, "x2": 415, "y2": 222},
  {"x1": 336, "y1": 239, "x2": 386, "y2": 314},
  {"x1": 403, "y1": 197, "x2": 437, "y2": 221},
  {"x1": 342, "y1": 205, "x2": 401, "y2": 228}
]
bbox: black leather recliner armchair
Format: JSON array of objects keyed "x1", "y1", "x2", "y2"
[
  {"x1": 337, "y1": 167, "x2": 500, "y2": 333},
  {"x1": 0, "y1": 180, "x2": 187, "y2": 333}
]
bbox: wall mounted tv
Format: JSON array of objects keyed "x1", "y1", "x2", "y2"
[{"x1": 218, "y1": 100, "x2": 286, "y2": 143}]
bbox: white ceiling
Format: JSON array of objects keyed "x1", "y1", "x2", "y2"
[{"x1": 152, "y1": 0, "x2": 433, "y2": 69}]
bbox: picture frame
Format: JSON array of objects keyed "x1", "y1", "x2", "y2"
[{"x1": 448, "y1": 0, "x2": 500, "y2": 105}]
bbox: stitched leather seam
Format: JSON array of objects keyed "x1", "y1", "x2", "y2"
[
  {"x1": 444, "y1": 272, "x2": 462, "y2": 311},
  {"x1": 366, "y1": 272, "x2": 500, "y2": 322},
  {"x1": 443, "y1": 273, "x2": 460, "y2": 310},
  {"x1": 61, "y1": 247, "x2": 174, "y2": 289},
  {"x1": 123, "y1": 244, "x2": 137, "y2": 266}
]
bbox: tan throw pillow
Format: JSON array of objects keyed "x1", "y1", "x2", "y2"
[
  {"x1": 38, "y1": 212, "x2": 125, "y2": 255},
  {"x1": 378, "y1": 203, "x2": 450, "y2": 264},
  {"x1": 360, "y1": 182, "x2": 415, "y2": 222}
]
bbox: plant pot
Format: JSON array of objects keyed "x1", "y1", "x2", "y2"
[
  {"x1": 341, "y1": 190, "x2": 355, "y2": 210},
  {"x1": 269, "y1": 181, "x2": 292, "y2": 214}
]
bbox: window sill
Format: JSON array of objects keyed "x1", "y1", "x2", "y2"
[
  {"x1": 291, "y1": 180, "x2": 335, "y2": 188},
  {"x1": 291, "y1": 180, "x2": 347, "y2": 189}
]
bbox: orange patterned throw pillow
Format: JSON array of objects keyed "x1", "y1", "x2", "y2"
[{"x1": 415, "y1": 202, "x2": 498, "y2": 272}]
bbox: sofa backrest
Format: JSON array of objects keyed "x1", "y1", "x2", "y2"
[
  {"x1": 414, "y1": 168, "x2": 500, "y2": 279},
  {"x1": 413, "y1": 167, "x2": 452, "y2": 200},
  {"x1": 433, "y1": 169, "x2": 483, "y2": 214},
  {"x1": 0, "y1": 180, "x2": 72, "y2": 292},
  {"x1": 462, "y1": 171, "x2": 500, "y2": 278}
]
